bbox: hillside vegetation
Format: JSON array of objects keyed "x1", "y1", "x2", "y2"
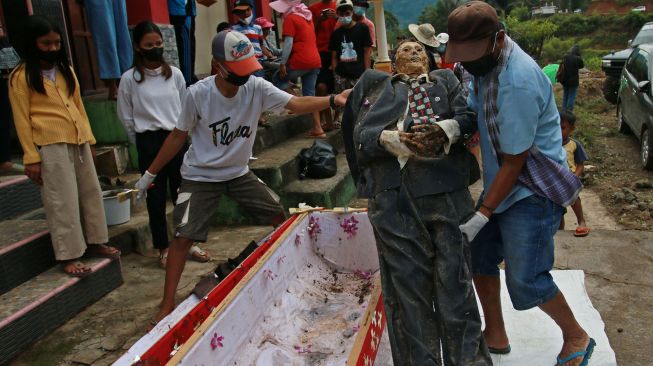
[{"x1": 384, "y1": 0, "x2": 434, "y2": 27}]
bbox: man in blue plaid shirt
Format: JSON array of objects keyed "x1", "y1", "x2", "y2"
[{"x1": 448, "y1": 2, "x2": 595, "y2": 366}]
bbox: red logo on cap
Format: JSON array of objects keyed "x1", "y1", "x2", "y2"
[{"x1": 231, "y1": 40, "x2": 252, "y2": 59}]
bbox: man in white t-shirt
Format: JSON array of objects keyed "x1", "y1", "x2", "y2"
[{"x1": 135, "y1": 30, "x2": 351, "y2": 325}]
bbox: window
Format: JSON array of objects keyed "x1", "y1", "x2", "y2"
[{"x1": 627, "y1": 49, "x2": 650, "y2": 82}]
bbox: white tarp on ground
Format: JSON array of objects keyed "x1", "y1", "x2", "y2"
[{"x1": 375, "y1": 270, "x2": 618, "y2": 366}]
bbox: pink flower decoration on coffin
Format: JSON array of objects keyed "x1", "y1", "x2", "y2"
[
  {"x1": 294, "y1": 234, "x2": 302, "y2": 247},
  {"x1": 355, "y1": 270, "x2": 372, "y2": 280},
  {"x1": 277, "y1": 255, "x2": 287, "y2": 265},
  {"x1": 307, "y1": 216, "x2": 322, "y2": 241},
  {"x1": 340, "y1": 216, "x2": 360, "y2": 239},
  {"x1": 295, "y1": 344, "x2": 312, "y2": 353},
  {"x1": 210, "y1": 333, "x2": 224, "y2": 350},
  {"x1": 263, "y1": 269, "x2": 277, "y2": 280}
]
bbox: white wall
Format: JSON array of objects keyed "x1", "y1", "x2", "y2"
[{"x1": 195, "y1": 2, "x2": 230, "y2": 76}]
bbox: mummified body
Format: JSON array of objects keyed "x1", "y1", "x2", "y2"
[{"x1": 342, "y1": 42, "x2": 492, "y2": 365}]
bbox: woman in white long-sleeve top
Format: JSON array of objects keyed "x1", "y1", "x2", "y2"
[{"x1": 118, "y1": 21, "x2": 209, "y2": 268}]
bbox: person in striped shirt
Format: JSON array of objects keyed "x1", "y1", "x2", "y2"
[{"x1": 231, "y1": 0, "x2": 265, "y2": 77}]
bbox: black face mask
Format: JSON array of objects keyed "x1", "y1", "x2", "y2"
[
  {"x1": 461, "y1": 32, "x2": 500, "y2": 77},
  {"x1": 461, "y1": 54, "x2": 498, "y2": 77},
  {"x1": 225, "y1": 72, "x2": 250, "y2": 86},
  {"x1": 38, "y1": 50, "x2": 59, "y2": 64},
  {"x1": 142, "y1": 47, "x2": 164, "y2": 62}
]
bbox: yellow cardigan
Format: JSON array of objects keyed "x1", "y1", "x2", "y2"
[{"x1": 9, "y1": 64, "x2": 96, "y2": 165}]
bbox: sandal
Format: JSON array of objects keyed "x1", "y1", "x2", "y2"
[
  {"x1": 305, "y1": 131, "x2": 327, "y2": 139},
  {"x1": 556, "y1": 338, "x2": 596, "y2": 366},
  {"x1": 86, "y1": 244, "x2": 121, "y2": 259},
  {"x1": 323, "y1": 121, "x2": 342, "y2": 132},
  {"x1": 574, "y1": 226, "x2": 591, "y2": 237},
  {"x1": 61, "y1": 260, "x2": 91, "y2": 277},
  {"x1": 159, "y1": 250, "x2": 168, "y2": 269},
  {"x1": 189, "y1": 245, "x2": 211, "y2": 263}
]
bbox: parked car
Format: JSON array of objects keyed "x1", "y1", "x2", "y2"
[
  {"x1": 617, "y1": 44, "x2": 653, "y2": 170},
  {"x1": 602, "y1": 22, "x2": 653, "y2": 104}
]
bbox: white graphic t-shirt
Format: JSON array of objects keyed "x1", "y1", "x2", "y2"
[{"x1": 177, "y1": 76, "x2": 293, "y2": 182}]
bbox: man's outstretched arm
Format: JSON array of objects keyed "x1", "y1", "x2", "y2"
[{"x1": 285, "y1": 89, "x2": 352, "y2": 115}]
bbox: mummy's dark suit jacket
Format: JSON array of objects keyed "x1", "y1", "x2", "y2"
[{"x1": 342, "y1": 69, "x2": 480, "y2": 199}]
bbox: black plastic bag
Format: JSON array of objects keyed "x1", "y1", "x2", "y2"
[{"x1": 299, "y1": 140, "x2": 338, "y2": 179}]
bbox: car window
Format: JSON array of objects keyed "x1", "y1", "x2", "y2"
[
  {"x1": 633, "y1": 27, "x2": 653, "y2": 46},
  {"x1": 627, "y1": 49, "x2": 650, "y2": 82}
]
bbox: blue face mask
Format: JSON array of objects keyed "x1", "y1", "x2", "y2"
[
  {"x1": 436, "y1": 44, "x2": 446, "y2": 54},
  {"x1": 353, "y1": 6, "x2": 366, "y2": 16},
  {"x1": 338, "y1": 16, "x2": 352, "y2": 25}
]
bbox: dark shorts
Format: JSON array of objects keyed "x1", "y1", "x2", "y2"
[
  {"x1": 334, "y1": 74, "x2": 358, "y2": 94},
  {"x1": 317, "y1": 51, "x2": 334, "y2": 93},
  {"x1": 470, "y1": 195, "x2": 564, "y2": 310},
  {"x1": 172, "y1": 172, "x2": 286, "y2": 242}
]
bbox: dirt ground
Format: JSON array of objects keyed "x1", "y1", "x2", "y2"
[{"x1": 562, "y1": 72, "x2": 653, "y2": 230}]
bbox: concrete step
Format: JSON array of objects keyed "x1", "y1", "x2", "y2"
[
  {"x1": 250, "y1": 129, "x2": 344, "y2": 190},
  {"x1": 0, "y1": 197, "x2": 154, "y2": 295},
  {"x1": 0, "y1": 218, "x2": 52, "y2": 295},
  {"x1": 280, "y1": 154, "x2": 357, "y2": 209},
  {"x1": 0, "y1": 257, "x2": 123, "y2": 365},
  {"x1": 0, "y1": 176, "x2": 42, "y2": 222},
  {"x1": 252, "y1": 113, "x2": 313, "y2": 156}
]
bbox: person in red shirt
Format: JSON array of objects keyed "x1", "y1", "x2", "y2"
[
  {"x1": 270, "y1": 0, "x2": 325, "y2": 138},
  {"x1": 309, "y1": 0, "x2": 338, "y2": 131}
]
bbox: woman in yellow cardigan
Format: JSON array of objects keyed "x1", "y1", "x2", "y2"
[{"x1": 9, "y1": 16, "x2": 120, "y2": 276}]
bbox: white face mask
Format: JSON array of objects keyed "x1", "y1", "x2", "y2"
[{"x1": 241, "y1": 14, "x2": 254, "y2": 24}]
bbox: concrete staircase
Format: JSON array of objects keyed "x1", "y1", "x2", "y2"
[{"x1": 0, "y1": 178, "x2": 124, "y2": 365}]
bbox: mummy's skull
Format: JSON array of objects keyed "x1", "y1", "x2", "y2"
[{"x1": 395, "y1": 42, "x2": 430, "y2": 77}]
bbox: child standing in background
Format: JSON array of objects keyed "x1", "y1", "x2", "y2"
[
  {"x1": 10, "y1": 16, "x2": 120, "y2": 276},
  {"x1": 560, "y1": 109, "x2": 590, "y2": 237},
  {"x1": 118, "y1": 21, "x2": 211, "y2": 268}
]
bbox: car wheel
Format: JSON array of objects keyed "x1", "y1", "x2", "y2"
[
  {"x1": 603, "y1": 76, "x2": 619, "y2": 104},
  {"x1": 642, "y1": 128, "x2": 653, "y2": 170},
  {"x1": 617, "y1": 102, "x2": 631, "y2": 134}
]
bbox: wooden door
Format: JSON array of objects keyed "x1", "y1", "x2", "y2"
[{"x1": 61, "y1": 0, "x2": 104, "y2": 95}]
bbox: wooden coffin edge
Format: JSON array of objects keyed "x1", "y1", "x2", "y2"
[
  {"x1": 166, "y1": 212, "x2": 307, "y2": 365},
  {"x1": 347, "y1": 276, "x2": 386, "y2": 366}
]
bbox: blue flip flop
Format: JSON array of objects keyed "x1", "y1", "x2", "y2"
[{"x1": 557, "y1": 338, "x2": 596, "y2": 366}]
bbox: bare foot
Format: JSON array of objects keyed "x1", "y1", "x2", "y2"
[
  {"x1": 61, "y1": 260, "x2": 91, "y2": 277},
  {"x1": 147, "y1": 303, "x2": 175, "y2": 332},
  {"x1": 483, "y1": 329, "x2": 510, "y2": 350},
  {"x1": 558, "y1": 332, "x2": 590, "y2": 366}
]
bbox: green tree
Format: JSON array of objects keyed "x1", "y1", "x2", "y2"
[
  {"x1": 510, "y1": 5, "x2": 531, "y2": 21},
  {"x1": 418, "y1": 0, "x2": 467, "y2": 33},
  {"x1": 508, "y1": 16, "x2": 559, "y2": 59}
]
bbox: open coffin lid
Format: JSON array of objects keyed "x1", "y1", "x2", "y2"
[{"x1": 117, "y1": 210, "x2": 388, "y2": 365}]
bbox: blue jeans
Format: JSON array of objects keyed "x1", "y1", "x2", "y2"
[
  {"x1": 562, "y1": 86, "x2": 578, "y2": 111},
  {"x1": 470, "y1": 194, "x2": 564, "y2": 310},
  {"x1": 273, "y1": 68, "x2": 319, "y2": 97}
]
